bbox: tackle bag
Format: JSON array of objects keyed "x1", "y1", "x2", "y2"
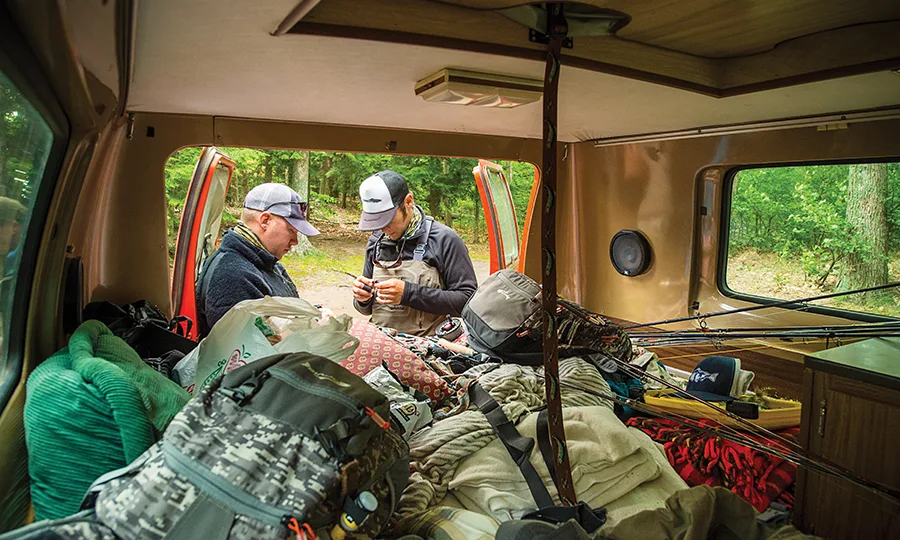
[{"x1": 462, "y1": 269, "x2": 633, "y2": 366}]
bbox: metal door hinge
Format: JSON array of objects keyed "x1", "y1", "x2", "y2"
[
  {"x1": 817, "y1": 399, "x2": 827, "y2": 437},
  {"x1": 125, "y1": 112, "x2": 135, "y2": 140}
]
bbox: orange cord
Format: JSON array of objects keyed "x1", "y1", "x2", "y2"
[
  {"x1": 364, "y1": 406, "x2": 391, "y2": 429},
  {"x1": 286, "y1": 518, "x2": 316, "y2": 540}
]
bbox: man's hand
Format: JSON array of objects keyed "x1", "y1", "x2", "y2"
[
  {"x1": 352, "y1": 276, "x2": 375, "y2": 303},
  {"x1": 375, "y1": 278, "x2": 405, "y2": 305}
]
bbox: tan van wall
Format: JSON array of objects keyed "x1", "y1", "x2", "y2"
[
  {"x1": 69, "y1": 113, "x2": 548, "y2": 315},
  {"x1": 552, "y1": 117, "x2": 900, "y2": 330}
]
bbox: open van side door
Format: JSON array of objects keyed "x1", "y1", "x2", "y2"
[
  {"x1": 171, "y1": 147, "x2": 235, "y2": 339},
  {"x1": 473, "y1": 159, "x2": 522, "y2": 274}
]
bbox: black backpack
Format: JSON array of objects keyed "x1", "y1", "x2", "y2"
[{"x1": 462, "y1": 269, "x2": 633, "y2": 366}]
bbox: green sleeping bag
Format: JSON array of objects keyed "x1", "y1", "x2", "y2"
[{"x1": 24, "y1": 320, "x2": 190, "y2": 520}]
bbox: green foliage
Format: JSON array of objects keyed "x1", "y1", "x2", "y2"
[
  {"x1": 163, "y1": 148, "x2": 537, "y2": 261},
  {"x1": 729, "y1": 163, "x2": 900, "y2": 291}
]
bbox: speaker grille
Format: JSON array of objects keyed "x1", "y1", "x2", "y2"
[{"x1": 609, "y1": 230, "x2": 651, "y2": 277}]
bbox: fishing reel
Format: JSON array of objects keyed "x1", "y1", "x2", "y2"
[{"x1": 435, "y1": 317, "x2": 464, "y2": 341}]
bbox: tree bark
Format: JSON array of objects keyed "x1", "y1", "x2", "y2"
[
  {"x1": 288, "y1": 151, "x2": 313, "y2": 255},
  {"x1": 837, "y1": 163, "x2": 889, "y2": 293}
]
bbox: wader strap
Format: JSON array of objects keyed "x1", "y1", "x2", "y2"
[
  {"x1": 413, "y1": 217, "x2": 434, "y2": 262},
  {"x1": 469, "y1": 383, "x2": 554, "y2": 509}
]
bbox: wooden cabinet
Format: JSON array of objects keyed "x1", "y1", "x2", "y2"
[{"x1": 795, "y1": 338, "x2": 900, "y2": 540}]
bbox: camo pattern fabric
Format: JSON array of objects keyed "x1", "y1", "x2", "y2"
[
  {"x1": 96, "y1": 384, "x2": 340, "y2": 540},
  {"x1": 308, "y1": 426, "x2": 410, "y2": 539},
  {"x1": 13, "y1": 516, "x2": 119, "y2": 540}
]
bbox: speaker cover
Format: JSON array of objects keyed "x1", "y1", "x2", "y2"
[{"x1": 609, "y1": 230, "x2": 651, "y2": 277}]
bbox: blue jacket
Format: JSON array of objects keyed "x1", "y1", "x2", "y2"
[{"x1": 196, "y1": 230, "x2": 298, "y2": 337}]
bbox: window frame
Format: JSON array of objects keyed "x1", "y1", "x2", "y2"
[
  {"x1": 718, "y1": 159, "x2": 900, "y2": 324},
  {"x1": 0, "y1": 8, "x2": 71, "y2": 411}
]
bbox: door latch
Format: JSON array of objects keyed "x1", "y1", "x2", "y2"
[{"x1": 817, "y1": 399, "x2": 827, "y2": 437}]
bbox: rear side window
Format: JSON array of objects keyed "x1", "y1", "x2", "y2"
[
  {"x1": 723, "y1": 162, "x2": 900, "y2": 317},
  {"x1": 0, "y1": 72, "x2": 54, "y2": 374}
]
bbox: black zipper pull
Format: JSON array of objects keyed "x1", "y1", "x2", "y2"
[{"x1": 220, "y1": 370, "x2": 270, "y2": 406}]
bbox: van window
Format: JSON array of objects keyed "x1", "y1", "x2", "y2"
[
  {"x1": 724, "y1": 162, "x2": 900, "y2": 317},
  {"x1": 0, "y1": 72, "x2": 54, "y2": 372}
]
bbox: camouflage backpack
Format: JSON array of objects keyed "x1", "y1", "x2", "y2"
[{"x1": 85, "y1": 352, "x2": 409, "y2": 540}]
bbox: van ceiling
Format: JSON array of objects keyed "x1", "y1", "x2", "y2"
[{"x1": 128, "y1": 0, "x2": 900, "y2": 143}]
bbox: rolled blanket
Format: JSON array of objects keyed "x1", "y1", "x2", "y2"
[{"x1": 398, "y1": 357, "x2": 614, "y2": 518}]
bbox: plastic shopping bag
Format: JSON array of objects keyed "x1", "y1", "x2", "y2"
[{"x1": 172, "y1": 296, "x2": 359, "y2": 394}]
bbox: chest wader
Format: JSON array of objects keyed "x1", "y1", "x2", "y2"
[{"x1": 371, "y1": 217, "x2": 444, "y2": 336}]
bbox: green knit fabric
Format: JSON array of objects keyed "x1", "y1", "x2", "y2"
[{"x1": 24, "y1": 320, "x2": 190, "y2": 520}]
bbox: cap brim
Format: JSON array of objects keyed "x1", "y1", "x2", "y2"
[
  {"x1": 358, "y1": 206, "x2": 399, "y2": 231},
  {"x1": 285, "y1": 217, "x2": 320, "y2": 236},
  {"x1": 685, "y1": 389, "x2": 734, "y2": 403}
]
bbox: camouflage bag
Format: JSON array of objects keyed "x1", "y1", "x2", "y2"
[
  {"x1": 87, "y1": 352, "x2": 409, "y2": 540},
  {"x1": 0, "y1": 510, "x2": 116, "y2": 540}
]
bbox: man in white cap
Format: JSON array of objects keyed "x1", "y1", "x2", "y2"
[
  {"x1": 196, "y1": 183, "x2": 319, "y2": 337},
  {"x1": 352, "y1": 170, "x2": 477, "y2": 336}
]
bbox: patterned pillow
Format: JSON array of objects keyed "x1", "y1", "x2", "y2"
[{"x1": 340, "y1": 319, "x2": 452, "y2": 402}]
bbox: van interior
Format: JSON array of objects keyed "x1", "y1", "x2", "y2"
[{"x1": 1, "y1": 0, "x2": 900, "y2": 538}]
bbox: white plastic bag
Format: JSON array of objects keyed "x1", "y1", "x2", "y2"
[
  {"x1": 173, "y1": 296, "x2": 359, "y2": 394},
  {"x1": 363, "y1": 365, "x2": 433, "y2": 439}
]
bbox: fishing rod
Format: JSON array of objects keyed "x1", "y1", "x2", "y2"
[
  {"x1": 631, "y1": 320, "x2": 900, "y2": 336},
  {"x1": 556, "y1": 378, "x2": 900, "y2": 506},
  {"x1": 632, "y1": 330, "x2": 900, "y2": 343},
  {"x1": 624, "y1": 281, "x2": 900, "y2": 330}
]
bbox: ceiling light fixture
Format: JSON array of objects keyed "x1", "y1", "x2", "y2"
[{"x1": 414, "y1": 69, "x2": 542, "y2": 108}]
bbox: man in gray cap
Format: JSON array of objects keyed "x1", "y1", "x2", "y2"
[
  {"x1": 352, "y1": 170, "x2": 477, "y2": 336},
  {"x1": 196, "y1": 183, "x2": 319, "y2": 337}
]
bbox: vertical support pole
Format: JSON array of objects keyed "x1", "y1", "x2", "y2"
[{"x1": 541, "y1": 3, "x2": 576, "y2": 506}]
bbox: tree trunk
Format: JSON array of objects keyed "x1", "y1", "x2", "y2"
[
  {"x1": 427, "y1": 190, "x2": 442, "y2": 221},
  {"x1": 837, "y1": 163, "x2": 889, "y2": 294},
  {"x1": 264, "y1": 153, "x2": 273, "y2": 183},
  {"x1": 288, "y1": 152, "x2": 313, "y2": 255},
  {"x1": 319, "y1": 156, "x2": 333, "y2": 196}
]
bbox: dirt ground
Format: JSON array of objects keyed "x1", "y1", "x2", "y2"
[{"x1": 289, "y1": 232, "x2": 490, "y2": 320}]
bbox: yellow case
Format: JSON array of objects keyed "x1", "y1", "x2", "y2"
[{"x1": 643, "y1": 389, "x2": 801, "y2": 430}]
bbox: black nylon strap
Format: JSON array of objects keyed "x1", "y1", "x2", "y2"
[
  {"x1": 536, "y1": 409, "x2": 560, "y2": 493},
  {"x1": 469, "y1": 383, "x2": 554, "y2": 509}
]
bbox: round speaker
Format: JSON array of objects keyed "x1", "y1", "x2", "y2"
[{"x1": 609, "y1": 230, "x2": 651, "y2": 277}]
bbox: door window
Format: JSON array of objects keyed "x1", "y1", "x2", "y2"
[{"x1": 0, "y1": 72, "x2": 55, "y2": 375}]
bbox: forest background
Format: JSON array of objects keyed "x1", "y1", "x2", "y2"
[{"x1": 163, "y1": 148, "x2": 900, "y2": 317}]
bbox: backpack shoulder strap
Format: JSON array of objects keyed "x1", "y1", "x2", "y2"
[
  {"x1": 469, "y1": 382, "x2": 554, "y2": 509},
  {"x1": 413, "y1": 217, "x2": 434, "y2": 262}
]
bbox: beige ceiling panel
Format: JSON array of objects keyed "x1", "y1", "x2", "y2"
[
  {"x1": 722, "y1": 21, "x2": 900, "y2": 90},
  {"x1": 402, "y1": 0, "x2": 900, "y2": 58},
  {"x1": 301, "y1": 0, "x2": 720, "y2": 90},
  {"x1": 129, "y1": 0, "x2": 900, "y2": 141}
]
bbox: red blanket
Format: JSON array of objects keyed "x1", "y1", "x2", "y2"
[{"x1": 627, "y1": 417, "x2": 798, "y2": 512}]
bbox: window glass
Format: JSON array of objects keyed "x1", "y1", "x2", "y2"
[
  {"x1": 725, "y1": 163, "x2": 900, "y2": 316},
  {"x1": 485, "y1": 166, "x2": 519, "y2": 266},
  {"x1": 0, "y1": 72, "x2": 54, "y2": 369}
]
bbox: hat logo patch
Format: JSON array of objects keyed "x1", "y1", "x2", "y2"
[
  {"x1": 690, "y1": 369, "x2": 718, "y2": 384},
  {"x1": 363, "y1": 197, "x2": 382, "y2": 204}
]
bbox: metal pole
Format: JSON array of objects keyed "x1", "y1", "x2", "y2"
[{"x1": 541, "y1": 3, "x2": 576, "y2": 506}]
